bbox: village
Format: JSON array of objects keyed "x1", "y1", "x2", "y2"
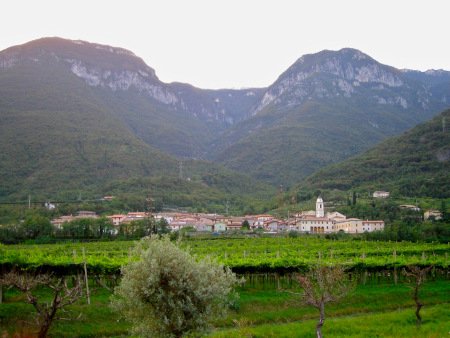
[{"x1": 51, "y1": 197, "x2": 387, "y2": 235}]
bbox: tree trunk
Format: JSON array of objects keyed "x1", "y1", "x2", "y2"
[
  {"x1": 415, "y1": 302, "x2": 423, "y2": 325},
  {"x1": 316, "y1": 302, "x2": 325, "y2": 338},
  {"x1": 38, "y1": 318, "x2": 52, "y2": 338},
  {"x1": 413, "y1": 286, "x2": 423, "y2": 325},
  {"x1": 38, "y1": 290, "x2": 60, "y2": 338}
]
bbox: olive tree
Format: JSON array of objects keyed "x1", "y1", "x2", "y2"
[
  {"x1": 296, "y1": 265, "x2": 354, "y2": 338},
  {"x1": 111, "y1": 236, "x2": 240, "y2": 338}
]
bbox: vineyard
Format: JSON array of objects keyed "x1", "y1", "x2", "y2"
[
  {"x1": 1, "y1": 237, "x2": 449, "y2": 337},
  {"x1": 1, "y1": 237, "x2": 448, "y2": 275}
]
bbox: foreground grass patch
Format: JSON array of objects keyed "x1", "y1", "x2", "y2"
[
  {"x1": 1, "y1": 279, "x2": 448, "y2": 337},
  {"x1": 211, "y1": 303, "x2": 450, "y2": 337}
]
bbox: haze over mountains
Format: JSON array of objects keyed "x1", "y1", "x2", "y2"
[{"x1": 1, "y1": 37, "x2": 449, "y2": 201}]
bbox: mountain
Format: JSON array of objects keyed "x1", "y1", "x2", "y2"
[
  {"x1": 0, "y1": 37, "x2": 263, "y2": 159},
  {"x1": 1, "y1": 38, "x2": 450, "y2": 200},
  {"x1": 0, "y1": 38, "x2": 274, "y2": 206},
  {"x1": 295, "y1": 108, "x2": 450, "y2": 198},
  {"x1": 210, "y1": 48, "x2": 450, "y2": 186}
]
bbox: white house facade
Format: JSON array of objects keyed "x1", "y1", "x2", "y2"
[{"x1": 295, "y1": 197, "x2": 384, "y2": 234}]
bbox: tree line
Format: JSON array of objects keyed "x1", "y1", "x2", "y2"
[{"x1": 0, "y1": 214, "x2": 170, "y2": 244}]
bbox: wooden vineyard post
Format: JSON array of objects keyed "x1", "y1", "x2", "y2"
[
  {"x1": 394, "y1": 266, "x2": 398, "y2": 285},
  {"x1": 82, "y1": 247, "x2": 91, "y2": 305}
]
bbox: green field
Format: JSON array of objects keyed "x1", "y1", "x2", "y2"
[
  {"x1": 1, "y1": 279, "x2": 448, "y2": 337},
  {"x1": 0, "y1": 236, "x2": 449, "y2": 337}
]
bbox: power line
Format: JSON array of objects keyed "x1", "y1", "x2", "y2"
[{"x1": 0, "y1": 199, "x2": 106, "y2": 205}]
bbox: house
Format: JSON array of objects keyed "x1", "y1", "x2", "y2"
[
  {"x1": 109, "y1": 214, "x2": 127, "y2": 226},
  {"x1": 334, "y1": 218, "x2": 362, "y2": 233},
  {"x1": 77, "y1": 211, "x2": 98, "y2": 218},
  {"x1": 373, "y1": 191, "x2": 390, "y2": 198},
  {"x1": 361, "y1": 220, "x2": 385, "y2": 232},
  {"x1": 265, "y1": 219, "x2": 280, "y2": 231},
  {"x1": 213, "y1": 223, "x2": 227, "y2": 233},
  {"x1": 226, "y1": 221, "x2": 243, "y2": 231},
  {"x1": 126, "y1": 212, "x2": 148, "y2": 220},
  {"x1": 326, "y1": 211, "x2": 346, "y2": 221},
  {"x1": 424, "y1": 210, "x2": 443, "y2": 221},
  {"x1": 197, "y1": 224, "x2": 213, "y2": 232},
  {"x1": 51, "y1": 215, "x2": 75, "y2": 229},
  {"x1": 253, "y1": 214, "x2": 274, "y2": 227},
  {"x1": 266, "y1": 219, "x2": 289, "y2": 232},
  {"x1": 399, "y1": 205, "x2": 421, "y2": 212}
]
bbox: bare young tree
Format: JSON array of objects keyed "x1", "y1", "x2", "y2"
[
  {"x1": 403, "y1": 265, "x2": 433, "y2": 325},
  {"x1": 1, "y1": 271, "x2": 83, "y2": 338},
  {"x1": 296, "y1": 265, "x2": 354, "y2": 338}
]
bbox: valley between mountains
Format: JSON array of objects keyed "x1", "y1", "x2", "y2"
[{"x1": 1, "y1": 37, "x2": 449, "y2": 205}]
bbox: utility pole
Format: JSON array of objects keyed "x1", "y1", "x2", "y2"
[
  {"x1": 28, "y1": 195, "x2": 31, "y2": 209},
  {"x1": 225, "y1": 200, "x2": 229, "y2": 216},
  {"x1": 146, "y1": 192, "x2": 155, "y2": 234}
]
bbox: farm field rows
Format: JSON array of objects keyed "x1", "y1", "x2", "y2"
[
  {"x1": 0, "y1": 237, "x2": 449, "y2": 337},
  {"x1": 1, "y1": 237, "x2": 448, "y2": 274}
]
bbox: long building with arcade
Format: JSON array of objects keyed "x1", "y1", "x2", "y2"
[{"x1": 294, "y1": 196, "x2": 384, "y2": 234}]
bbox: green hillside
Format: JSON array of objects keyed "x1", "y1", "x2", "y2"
[
  {"x1": 2, "y1": 38, "x2": 449, "y2": 205},
  {"x1": 296, "y1": 109, "x2": 450, "y2": 198},
  {"x1": 213, "y1": 99, "x2": 390, "y2": 185},
  {"x1": 0, "y1": 47, "x2": 275, "y2": 207},
  {"x1": 212, "y1": 50, "x2": 450, "y2": 187}
]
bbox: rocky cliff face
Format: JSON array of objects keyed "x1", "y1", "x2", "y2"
[
  {"x1": 0, "y1": 37, "x2": 262, "y2": 128},
  {"x1": 1, "y1": 38, "x2": 449, "y2": 186},
  {"x1": 252, "y1": 48, "x2": 442, "y2": 115},
  {"x1": 67, "y1": 58, "x2": 180, "y2": 105}
]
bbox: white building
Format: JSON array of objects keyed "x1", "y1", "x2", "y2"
[
  {"x1": 424, "y1": 210, "x2": 443, "y2": 221},
  {"x1": 373, "y1": 191, "x2": 390, "y2": 198},
  {"x1": 295, "y1": 197, "x2": 384, "y2": 234}
]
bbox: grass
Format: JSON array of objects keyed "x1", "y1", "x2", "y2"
[
  {"x1": 0, "y1": 278, "x2": 448, "y2": 337},
  {"x1": 212, "y1": 303, "x2": 450, "y2": 337}
]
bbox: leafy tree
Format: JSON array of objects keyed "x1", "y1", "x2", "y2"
[
  {"x1": 22, "y1": 215, "x2": 53, "y2": 239},
  {"x1": 111, "y1": 236, "x2": 240, "y2": 338},
  {"x1": 296, "y1": 265, "x2": 354, "y2": 338},
  {"x1": 241, "y1": 220, "x2": 250, "y2": 230}
]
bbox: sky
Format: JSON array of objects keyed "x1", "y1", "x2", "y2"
[{"x1": 2, "y1": 0, "x2": 449, "y2": 89}]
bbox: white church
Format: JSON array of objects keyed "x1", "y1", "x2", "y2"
[{"x1": 294, "y1": 196, "x2": 384, "y2": 234}]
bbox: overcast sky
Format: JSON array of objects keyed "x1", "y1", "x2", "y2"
[{"x1": 2, "y1": 0, "x2": 449, "y2": 89}]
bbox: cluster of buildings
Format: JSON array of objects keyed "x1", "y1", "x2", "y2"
[
  {"x1": 293, "y1": 197, "x2": 384, "y2": 234},
  {"x1": 51, "y1": 197, "x2": 388, "y2": 234}
]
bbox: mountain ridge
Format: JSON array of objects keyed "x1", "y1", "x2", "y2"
[{"x1": 1, "y1": 37, "x2": 449, "y2": 195}]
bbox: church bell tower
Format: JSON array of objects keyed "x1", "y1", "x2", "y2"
[{"x1": 316, "y1": 196, "x2": 324, "y2": 218}]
